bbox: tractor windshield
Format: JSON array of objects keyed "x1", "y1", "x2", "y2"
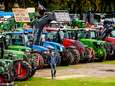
[
  {"x1": 88, "y1": 31, "x2": 97, "y2": 39},
  {"x1": 45, "y1": 32, "x2": 57, "y2": 41},
  {"x1": 111, "y1": 30, "x2": 115, "y2": 37},
  {"x1": 6, "y1": 34, "x2": 24, "y2": 45},
  {"x1": 12, "y1": 34, "x2": 24, "y2": 45},
  {"x1": 77, "y1": 30, "x2": 87, "y2": 38}
]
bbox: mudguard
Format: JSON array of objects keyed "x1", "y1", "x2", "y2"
[{"x1": 43, "y1": 41, "x2": 64, "y2": 52}]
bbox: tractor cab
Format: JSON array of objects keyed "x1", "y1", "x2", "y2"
[
  {"x1": 4, "y1": 31, "x2": 33, "y2": 52},
  {"x1": 5, "y1": 31, "x2": 27, "y2": 46},
  {"x1": 76, "y1": 29, "x2": 99, "y2": 39}
]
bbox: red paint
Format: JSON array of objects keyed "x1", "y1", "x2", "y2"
[
  {"x1": 104, "y1": 37, "x2": 115, "y2": 45},
  {"x1": 15, "y1": 62, "x2": 27, "y2": 79},
  {"x1": 0, "y1": 75, "x2": 5, "y2": 83}
]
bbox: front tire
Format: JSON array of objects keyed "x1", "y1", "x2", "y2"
[
  {"x1": 14, "y1": 61, "x2": 32, "y2": 81},
  {"x1": 97, "y1": 48, "x2": 107, "y2": 62},
  {"x1": 60, "y1": 48, "x2": 73, "y2": 66}
]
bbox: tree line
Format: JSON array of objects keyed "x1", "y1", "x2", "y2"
[{"x1": 1, "y1": 0, "x2": 115, "y2": 13}]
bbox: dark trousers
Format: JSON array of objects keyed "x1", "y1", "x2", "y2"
[{"x1": 50, "y1": 63, "x2": 56, "y2": 79}]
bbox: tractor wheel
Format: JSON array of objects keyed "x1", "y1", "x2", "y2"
[
  {"x1": 0, "y1": 75, "x2": 5, "y2": 83},
  {"x1": 69, "y1": 48, "x2": 80, "y2": 64},
  {"x1": 42, "y1": 53, "x2": 50, "y2": 65},
  {"x1": 14, "y1": 61, "x2": 32, "y2": 81},
  {"x1": 82, "y1": 48, "x2": 93, "y2": 63},
  {"x1": 104, "y1": 43, "x2": 114, "y2": 60},
  {"x1": 60, "y1": 48, "x2": 73, "y2": 66},
  {"x1": 0, "y1": 74, "x2": 14, "y2": 86},
  {"x1": 54, "y1": 52, "x2": 61, "y2": 65},
  {"x1": 7, "y1": 70, "x2": 15, "y2": 83},
  {"x1": 37, "y1": 57, "x2": 44, "y2": 69},
  {"x1": 67, "y1": 48, "x2": 75, "y2": 64},
  {"x1": 90, "y1": 48, "x2": 95, "y2": 62},
  {"x1": 97, "y1": 48, "x2": 107, "y2": 62},
  {"x1": 29, "y1": 62, "x2": 37, "y2": 78},
  {"x1": 34, "y1": 55, "x2": 44, "y2": 69},
  {"x1": 86, "y1": 48, "x2": 95, "y2": 62}
]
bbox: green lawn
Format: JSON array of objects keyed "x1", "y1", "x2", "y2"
[
  {"x1": 103, "y1": 60, "x2": 115, "y2": 64},
  {"x1": 15, "y1": 77, "x2": 115, "y2": 86}
]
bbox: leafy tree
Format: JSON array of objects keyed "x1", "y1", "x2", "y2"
[{"x1": 2, "y1": 0, "x2": 115, "y2": 13}]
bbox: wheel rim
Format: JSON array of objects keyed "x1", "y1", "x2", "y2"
[
  {"x1": 15, "y1": 62, "x2": 27, "y2": 79},
  {"x1": 0, "y1": 75, "x2": 5, "y2": 83}
]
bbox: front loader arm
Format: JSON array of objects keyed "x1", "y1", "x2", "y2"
[{"x1": 33, "y1": 14, "x2": 54, "y2": 45}]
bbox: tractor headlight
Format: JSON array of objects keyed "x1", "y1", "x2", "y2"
[{"x1": 60, "y1": 47, "x2": 63, "y2": 52}]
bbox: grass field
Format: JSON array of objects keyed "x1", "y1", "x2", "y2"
[
  {"x1": 103, "y1": 60, "x2": 115, "y2": 64},
  {"x1": 15, "y1": 77, "x2": 115, "y2": 86}
]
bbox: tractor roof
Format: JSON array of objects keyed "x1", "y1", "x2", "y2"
[{"x1": 8, "y1": 45, "x2": 31, "y2": 51}]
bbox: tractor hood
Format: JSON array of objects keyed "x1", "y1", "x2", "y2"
[
  {"x1": 43, "y1": 41, "x2": 64, "y2": 52},
  {"x1": 62, "y1": 38, "x2": 76, "y2": 48},
  {"x1": 30, "y1": 45, "x2": 49, "y2": 53},
  {"x1": 104, "y1": 37, "x2": 115, "y2": 45},
  {"x1": 8, "y1": 45, "x2": 31, "y2": 52},
  {"x1": 80, "y1": 39, "x2": 106, "y2": 43},
  {"x1": 80, "y1": 38, "x2": 106, "y2": 47},
  {"x1": 4, "y1": 50, "x2": 27, "y2": 60}
]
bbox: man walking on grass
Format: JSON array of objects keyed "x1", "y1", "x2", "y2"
[{"x1": 48, "y1": 49, "x2": 58, "y2": 79}]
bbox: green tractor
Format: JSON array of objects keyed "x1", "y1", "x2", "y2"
[
  {"x1": 82, "y1": 28, "x2": 115, "y2": 59},
  {"x1": 4, "y1": 31, "x2": 45, "y2": 68},
  {"x1": 0, "y1": 35, "x2": 14, "y2": 84},
  {"x1": 0, "y1": 18, "x2": 15, "y2": 31},
  {"x1": 71, "y1": 19, "x2": 86, "y2": 28},
  {"x1": 0, "y1": 34, "x2": 38, "y2": 81},
  {"x1": 63, "y1": 29, "x2": 107, "y2": 62}
]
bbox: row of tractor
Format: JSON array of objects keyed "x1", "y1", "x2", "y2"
[
  {"x1": 0, "y1": 11, "x2": 79, "y2": 84},
  {"x1": 0, "y1": 10, "x2": 115, "y2": 85}
]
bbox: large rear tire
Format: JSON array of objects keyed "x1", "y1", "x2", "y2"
[
  {"x1": 68, "y1": 48, "x2": 80, "y2": 64},
  {"x1": 29, "y1": 62, "x2": 37, "y2": 78},
  {"x1": 86, "y1": 48, "x2": 95, "y2": 62},
  {"x1": 34, "y1": 54, "x2": 44, "y2": 69},
  {"x1": 0, "y1": 75, "x2": 5, "y2": 83},
  {"x1": 60, "y1": 48, "x2": 73, "y2": 66},
  {"x1": 90, "y1": 48, "x2": 95, "y2": 62},
  {"x1": 106, "y1": 43, "x2": 115, "y2": 60},
  {"x1": 14, "y1": 61, "x2": 32, "y2": 81}
]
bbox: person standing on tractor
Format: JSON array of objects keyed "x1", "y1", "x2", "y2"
[{"x1": 56, "y1": 28, "x2": 64, "y2": 43}]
